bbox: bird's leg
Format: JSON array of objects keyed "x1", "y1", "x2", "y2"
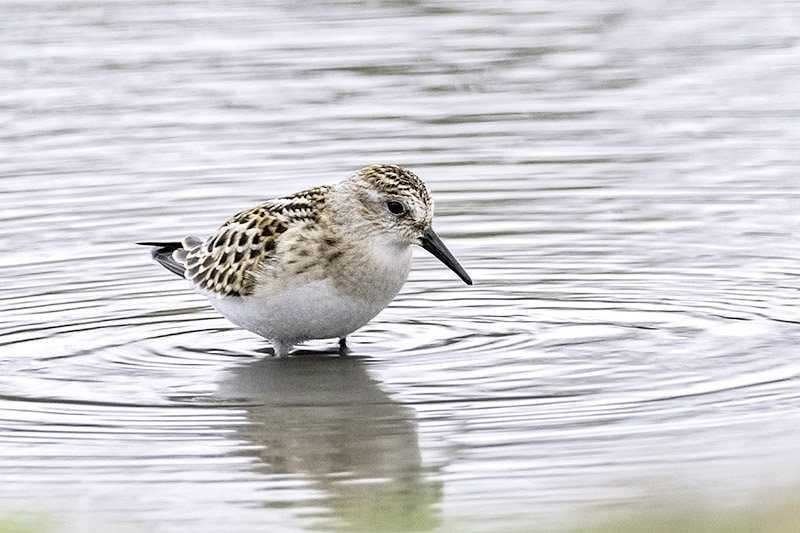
[
  {"x1": 272, "y1": 340, "x2": 293, "y2": 358},
  {"x1": 338, "y1": 337, "x2": 350, "y2": 357}
]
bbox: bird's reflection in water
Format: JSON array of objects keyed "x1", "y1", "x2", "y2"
[{"x1": 218, "y1": 353, "x2": 441, "y2": 531}]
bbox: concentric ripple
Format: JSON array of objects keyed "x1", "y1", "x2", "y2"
[
  {"x1": 3, "y1": 175, "x2": 800, "y2": 531},
  {"x1": 2, "y1": 0, "x2": 800, "y2": 531}
]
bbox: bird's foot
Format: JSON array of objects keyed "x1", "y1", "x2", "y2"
[
  {"x1": 272, "y1": 340, "x2": 293, "y2": 358},
  {"x1": 338, "y1": 337, "x2": 350, "y2": 357}
]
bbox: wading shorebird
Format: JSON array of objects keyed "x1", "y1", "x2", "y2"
[{"x1": 140, "y1": 164, "x2": 472, "y2": 357}]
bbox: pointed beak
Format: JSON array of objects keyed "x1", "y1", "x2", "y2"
[{"x1": 419, "y1": 228, "x2": 472, "y2": 285}]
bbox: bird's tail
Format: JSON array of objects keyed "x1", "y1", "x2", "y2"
[{"x1": 137, "y1": 241, "x2": 187, "y2": 278}]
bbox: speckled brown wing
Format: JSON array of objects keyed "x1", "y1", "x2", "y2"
[{"x1": 184, "y1": 186, "x2": 331, "y2": 297}]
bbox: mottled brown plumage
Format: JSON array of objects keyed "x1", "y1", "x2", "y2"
[
  {"x1": 180, "y1": 186, "x2": 331, "y2": 297},
  {"x1": 140, "y1": 164, "x2": 471, "y2": 357},
  {"x1": 360, "y1": 165, "x2": 432, "y2": 205}
]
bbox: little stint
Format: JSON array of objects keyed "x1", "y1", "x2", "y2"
[{"x1": 140, "y1": 164, "x2": 471, "y2": 357}]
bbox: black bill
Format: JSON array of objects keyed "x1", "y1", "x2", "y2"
[{"x1": 419, "y1": 227, "x2": 472, "y2": 285}]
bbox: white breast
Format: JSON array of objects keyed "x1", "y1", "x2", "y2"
[{"x1": 207, "y1": 244, "x2": 412, "y2": 345}]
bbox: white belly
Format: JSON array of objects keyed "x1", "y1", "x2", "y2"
[
  {"x1": 201, "y1": 236, "x2": 413, "y2": 349},
  {"x1": 209, "y1": 278, "x2": 397, "y2": 343}
]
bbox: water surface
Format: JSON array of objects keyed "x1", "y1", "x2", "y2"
[{"x1": 2, "y1": 1, "x2": 800, "y2": 531}]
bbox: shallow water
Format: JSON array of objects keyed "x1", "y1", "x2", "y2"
[{"x1": 2, "y1": 0, "x2": 800, "y2": 531}]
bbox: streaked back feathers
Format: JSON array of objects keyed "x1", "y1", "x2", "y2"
[
  {"x1": 146, "y1": 164, "x2": 437, "y2": 298},
  {"x1": 184, "y1": 186, "x2": 331, "y2": 297}
]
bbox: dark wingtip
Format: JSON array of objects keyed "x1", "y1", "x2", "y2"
[{"x1": 138, "y1": 241, "x2": 186, "y2": 278}]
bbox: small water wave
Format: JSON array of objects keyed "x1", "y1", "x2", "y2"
[{"x1": 2, "y1": 0, "x2": 800, "y2": 530}]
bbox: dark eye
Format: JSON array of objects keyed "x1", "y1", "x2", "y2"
[{"x1": 386, "y1": 201, "x2": 405, "y2": 215}]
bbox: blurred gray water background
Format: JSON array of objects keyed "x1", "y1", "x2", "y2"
[{"x1": 1, "y1": 1, "x2": 800, "y2": 532}]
